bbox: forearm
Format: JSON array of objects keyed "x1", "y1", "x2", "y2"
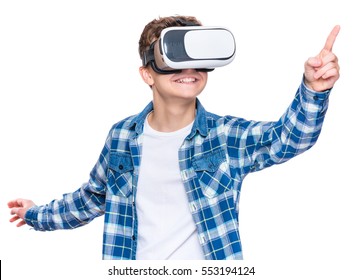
[
  {"x1": 24, "y1": 127, "x2": 112, "y2": 231},
  {"x1": 235, "y1": 78, "x2": 331, "y2": 176},
  {"x1": 24, "y1": 179, "x2": 106, "y2": 231},
  {"x1": 261, "y1": 79, "x2": 331, "y2": 164}
]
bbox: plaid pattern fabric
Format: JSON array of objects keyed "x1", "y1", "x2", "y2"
[{"x1": 25, "y1": 81, "x2": 330, "y2": 260}]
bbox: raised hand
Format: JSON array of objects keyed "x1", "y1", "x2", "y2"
[{"x1": 304, "y1": 25, "x2": 340, "y2": 92}]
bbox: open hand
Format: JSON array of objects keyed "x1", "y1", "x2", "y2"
[{"x1": 8, "y1": 198, "x2": 36, "y2": 227}]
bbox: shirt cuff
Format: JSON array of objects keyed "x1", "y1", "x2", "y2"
[
  {"x1": 24, "y1": 205, "x2": 42, "y2": 230},
  {"x1": 301, "y1": 78, "x2": 331, "y2": 103}
]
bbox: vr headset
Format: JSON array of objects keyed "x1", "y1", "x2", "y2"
[{"x1": 142, "y1": 26, "x2": 236, "y2": 74}]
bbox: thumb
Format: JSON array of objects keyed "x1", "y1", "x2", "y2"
[{"x1": 307, "y1": 57, "x2": 322, "y2": 68}]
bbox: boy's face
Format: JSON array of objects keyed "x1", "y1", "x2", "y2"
[{"x1": 140, "y1": 67, "x2": 208, "y2": 101}]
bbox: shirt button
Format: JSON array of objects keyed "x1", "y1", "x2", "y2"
[
  {"x1": 313, "y1": 95, "x2": 319, "y2": 101},
  {"x1": 132, "y1": 235, "x2": 135, "y2": 240},
  {"x1": 118, "y1": 164, "x2": 124, "y2": 170},
  {"x1": 251, "y1": 161, "x2": 259, "y2": 171}
]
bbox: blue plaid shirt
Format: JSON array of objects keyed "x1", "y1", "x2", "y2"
[{"x1": 25, "y1": 81, "x2": 330, "y2": 260}]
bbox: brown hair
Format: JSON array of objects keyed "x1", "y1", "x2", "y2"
[{"x1": 138, "y1": 15, "x2": 202, "y2": 61}]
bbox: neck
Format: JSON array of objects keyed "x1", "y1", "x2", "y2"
[{"x1": 149, "y1": 97, "x2": 196, "y2": 132}]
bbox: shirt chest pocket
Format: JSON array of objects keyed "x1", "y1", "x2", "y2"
[
  {"x1": 107, "y1": 152, "x2": 134, "y2": 197},
  {"x1": 192, "y1": 148, "x2": 233, "y2": 198}
]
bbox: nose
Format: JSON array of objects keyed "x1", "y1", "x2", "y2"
[
  {"x1": 181, "y1": 69, "x2": 196, "y2": 73},
  {"x1": 181, "y1": 69, "x2": 202, "y2": 74},
  {"x1": 181, "y1": 68, "x2": 213, "y2": 73}
]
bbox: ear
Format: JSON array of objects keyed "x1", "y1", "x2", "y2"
[{"x1": 139, "y1": 66, "x2": 154, "y2": 87}]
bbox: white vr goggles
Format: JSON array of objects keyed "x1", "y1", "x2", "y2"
[{"x1": 142, "y1": 26, "x2": 236, "y2": 74}]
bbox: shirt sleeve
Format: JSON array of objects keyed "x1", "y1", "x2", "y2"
[
  {"x1": 24, "y1": 130, "x2": 112, "y2": 231},
  {"x1": 228, "y1": 79, "x2": 331, "y2": 175}
]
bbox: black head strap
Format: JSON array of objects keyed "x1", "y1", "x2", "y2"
[{"x1": 142, "y1": 41, "x2": 155, "y2": 67}]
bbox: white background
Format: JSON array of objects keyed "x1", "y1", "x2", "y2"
[{"x1": 1, "y1": 0, "x2": 360, "y2": 279}]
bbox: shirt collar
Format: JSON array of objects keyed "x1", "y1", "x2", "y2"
[
  {"x1": 188, "y1": 99, "x2": 208, "y2": 139},
  {"x1": 129, "y1": 98, "x2": 209, "y2": 138}
]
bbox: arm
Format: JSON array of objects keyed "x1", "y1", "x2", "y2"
[
  {"x1": 230, "y1": 26, "x2": 340, "y2": 174},
  {"x1": 8, "y1": 131, "x2": 112, "y2": 231},
  {"x1": 250, "y1": 81, "x2": 331, "y2": 170},
  {"x1": 23, "y1": 178, "x2": 107, "y2": 231},
  {"x1": 263, "y1": 25, "x2": 341, "y2": 164}
]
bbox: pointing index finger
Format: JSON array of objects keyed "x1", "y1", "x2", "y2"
[{"x1": 323, "y1": 25, "x2": 340, "y2": 52}]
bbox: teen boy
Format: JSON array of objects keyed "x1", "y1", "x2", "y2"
[{"x1": 8, "y1": 16, "x2": 340, "y2": 260}]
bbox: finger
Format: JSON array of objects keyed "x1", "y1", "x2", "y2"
[
  {"x1": 321, "y1": 68, "x2": 339, "y2": 80},
  {"x1": 16, "y1": 220, "x2": 26, "y2": 227},
  {"x1": 10, "y1": 207, "x2": 20, "y2": 215},
  {"x1": 7, "y1": 200, "x2": 18, "y2": 208},
  {"x1": 8, "y1": 199, "x2": 23, "y2": 208},
  {"x1": 323, "y1": 25, "x2": 340, "y2": 52},
  {"x1": 320, "y1": 52, "x2": 338, "y2": 65},
  {"x1": 9, "y1": 215, "x2": 20, "y2": 223},
  {"x1": 314, "y1": 63, "x2": 338, "y2": 79},
  {"x1": 306, "y1": 57, "x2": 322, "y2": 68}
]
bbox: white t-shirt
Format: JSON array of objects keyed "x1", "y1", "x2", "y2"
[{"x1": 135, "y1": 115, "x2": 205, "y2": 260}]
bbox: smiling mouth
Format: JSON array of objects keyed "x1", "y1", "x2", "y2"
[{"x1": 175, "y1": 77, "x2": 197, "y2": 83}]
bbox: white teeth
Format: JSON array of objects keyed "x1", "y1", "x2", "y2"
[{"x1": 176, "y1": 78, "x2": 196, "y2": 83}]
